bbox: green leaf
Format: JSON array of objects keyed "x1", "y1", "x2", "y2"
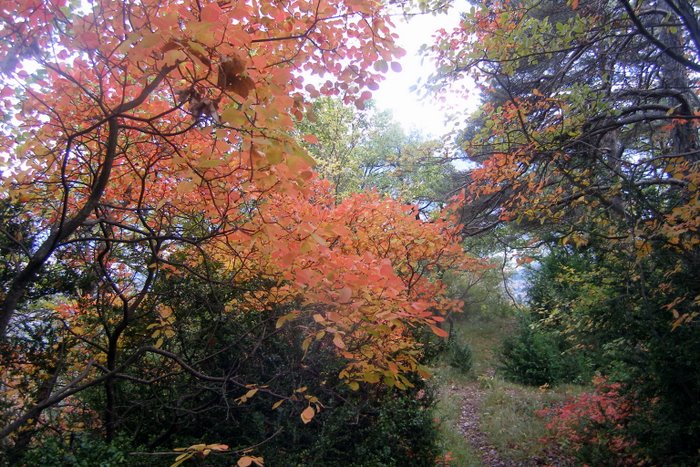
[{"x1": 373, "y1": 60, "x2": 388, "y2": 73}]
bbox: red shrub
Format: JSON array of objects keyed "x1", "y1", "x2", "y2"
[{"x1": 537, "y1": 376, "x2": 643, "y2": 465}]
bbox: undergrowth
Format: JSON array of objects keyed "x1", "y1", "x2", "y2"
[{"x1": 432, "y1": 311, "x2": 585, "y2": 465}]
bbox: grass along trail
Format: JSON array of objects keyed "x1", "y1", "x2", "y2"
[{"x1": 433, "y1": 313, "x2": 581, "y2": 466}]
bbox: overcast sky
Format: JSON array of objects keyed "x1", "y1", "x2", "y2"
[{"x1": 373, "y1": 6, "x2": 478, "y2": 138}]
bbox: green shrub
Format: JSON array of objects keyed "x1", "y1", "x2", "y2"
[
  {"x1": 416, "y1": 326, "x2": 449, "y2": 364},
  {"x1": 274, "y1": 382, "x2": 440, "y2": 467},
  {"x1": 447, "y1": 340, "x2": 473, "y2": 374},
  {"x1": 19, "y1": 433, "x2": 132, "y2": 467},
  {"x1": 499, "y1": 315, "x2": 588, "y2": 386}
]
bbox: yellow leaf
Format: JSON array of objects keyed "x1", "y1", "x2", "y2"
[
  {"x1": 275, "y1": 311, "x2": 298, "y2": 329},
  {"x1": 139, "y1": 32, "x2": 161, "y2": 50},
  {"x1": 176, "y1": 180, "x2": 196, "y2": 194},
  {"x1": 417, "y1": 365, "x2": 432, "y2": 379},
  {"x1": 363, "y1": 371, "x2": 381, "y2": 384},
  {"x1": 197, "y1": 157, "x2": 221, "y2": 169},
  {"x1": 271, "y1": 399, "x2": 284, "y2": 410},
  {"x1": 171, "y1": 452, "x2": 193, "y2": 467},
  {"x1": 221, "y1": 106, "x2": 246, "y2": 126},
  {"x1": 163, "y1": 49, "x2": 187, "y2": 67},
  {"x1": 301, "y1": 336, "x2": 312, "y2": 353},
  {"x1": 186, "y1": 41, "x2": 209, "y2": 64},
  {"x1": 373, "y1": 59, "x2": 388, "y2": 73},
  {"x1": 305, "y1": 395, "x2": 319, "y2": 404},
  {"x1": 333, "y1": 333, "x2": 346, "y2": 349},
  {"x1": 310, "y1": 232, "x2": 327, "y2": 247}
]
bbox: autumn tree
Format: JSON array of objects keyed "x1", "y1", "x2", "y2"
[
  {"x1": 0, "y1": 0, "x2": 477, "y2": 462},
  {"x1": 429, "y1": 0, "x2": 700, "y2": 462},
  {"x1": 0, "y1": 0, "x2": 406, "y2": 341},
  {"x1": 297, "y1": 97, "x2": 458, "y2": 211},
  {"x1": 433, "y1": 0, "x2": 699, "y2": 246}
]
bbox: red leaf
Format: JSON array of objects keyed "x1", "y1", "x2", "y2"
[
  {"x1": 430, "y1": 325, "x2": 448, "y2": 338},
  {"x1": 201, "y1": 3, "x2": 222, "y2": 22}
]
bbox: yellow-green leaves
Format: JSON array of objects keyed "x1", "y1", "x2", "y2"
[{"x1": 171, "y1": 443, "x2": 229, "y2": 467}]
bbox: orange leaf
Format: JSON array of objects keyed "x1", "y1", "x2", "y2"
[
  {"x1": 300, "y1": 405, "x2": 315, "y2": 424},
  {"x1": 237, "y1": 456, "x2": 264, "y2": 467},
  {"x1": 303, "y1": 134, "x2": 319, "y2": 144},
  {"x1": 207, "y1": 444, "x2": 229, "y2": 452}
]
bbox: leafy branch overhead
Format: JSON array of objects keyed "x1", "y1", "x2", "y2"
[{"x1": 0, "y1": 0, "x2": 478, "y2": 465}]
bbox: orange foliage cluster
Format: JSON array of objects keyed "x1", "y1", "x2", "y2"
[
  {"x1": 0, "y1": 1, "x2": 479, "y2": 444},
  {"x1": 216, "y1": 184, "x2": 480, "y2": 386}
]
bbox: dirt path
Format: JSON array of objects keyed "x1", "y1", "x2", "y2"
[
  {"x1": 455, "y1": 382, "x2": 572, "y2": 467},
  {"x1": 444, "y1": 315, "x2": 574, "y2": 466},
  {"x1": 456, "y1": 384, "x2": 512, "y2": 467}
]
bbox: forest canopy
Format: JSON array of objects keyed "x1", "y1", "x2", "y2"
[{"x1": 1, "y1": 0, "x2": 699, "y2": 465}]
